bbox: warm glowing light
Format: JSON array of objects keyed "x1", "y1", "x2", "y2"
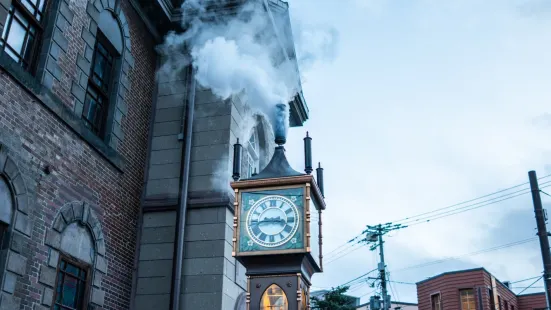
[
  {"x1": 260, "y1": 284, "x2": 288, "y2": 310},
  {"x1": 301, "y1": 289, "x2": 308, "y2": 310}
]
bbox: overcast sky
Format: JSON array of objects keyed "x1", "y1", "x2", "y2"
[{"x1": 283, "y1": 0, "x2": 551, "y2": 304}]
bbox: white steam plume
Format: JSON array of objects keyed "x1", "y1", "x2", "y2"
[{"x1": 156, "y1": 0, "x2": 339, "y2": 140}]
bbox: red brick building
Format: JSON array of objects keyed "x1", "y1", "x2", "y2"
[{"x1": 416, "y1": 268, "x2": 547, "y2": 310}]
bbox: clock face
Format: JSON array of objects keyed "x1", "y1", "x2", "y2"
[
  {"x1": 238, "y1": 187, "x2": 305, "y2": 253},
  {"x1": 246, "y1": 195, "x2": 300, "y2": 248}
]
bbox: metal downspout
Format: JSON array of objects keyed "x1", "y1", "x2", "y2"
[{"x1": 171, "y1": 65, "x2": 196, "y2": 310}]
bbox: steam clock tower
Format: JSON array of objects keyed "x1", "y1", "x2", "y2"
[{"x1": 231, "y1": 105, "x2": 326, "y2": 310}]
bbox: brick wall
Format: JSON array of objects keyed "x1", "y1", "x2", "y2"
[
  {"x1": 518, "y1": 293, "x2": 546, "y2": 310},
  {"x1": 417, "y1": 269, "x2": 487, "y2": 310},
  {"x1": 416, "y1": 269, "x2": 547, "y2": 310},
  {"x1": 0, "y1": 0, "x2": 156, "y2": 308}
]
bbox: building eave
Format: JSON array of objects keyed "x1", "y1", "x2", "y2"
[{"x1": 416, "y1": 267, "x2": 486, "y2": 285}]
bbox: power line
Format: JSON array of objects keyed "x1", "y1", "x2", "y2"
[
  {"x1": 510, "y1": 275, "x2": 543, "y2": 284},
  {"x1": 325, "y1": 244, "x2": 366, "y2": 265},
  {"x1": 339, "y1": 268, "x2": 379, "y2": 288},
  {"x1": 401, "y1": 189, "x2": 533, "y2": 227},
  {"x1": 516, "y1": 276, "x2": 544, "y2": 295},
  {"x1": 541, "y1": 190, "x2": 551, "y2": 198},
  {"x1": 322, "y1": 175, "x2": 551, "y2": 259},
  {"x1": 389, "y1": 237, "x2": 538, "y2": 273},
  {"x1": 392, "y1": 175, "x2": 551, "y2": 224}
]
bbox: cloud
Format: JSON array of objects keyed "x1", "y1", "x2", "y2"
[{"x1": 284, "y1": 0, "x2": 551, "y2": 304}]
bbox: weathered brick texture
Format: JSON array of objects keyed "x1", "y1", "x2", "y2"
[{"x1": 0, "y1": 0, "x2": 156, "y2": 309}]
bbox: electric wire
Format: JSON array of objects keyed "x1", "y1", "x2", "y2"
[
  {"x1": 325, "y1": 244, "x2": 366, "y2": 265},
  {"x1": 322, "y1": 175, "x2": 551, "y2": 260},
  {"x1": 516, "y1": 276, "x2": 543, "y2": 295},
  {"x1": 390, "y1": 237, "x2": 538, "y2": 273},
  {"x1": 541, "y1": 190, "x2": 551, "y2": 198},
  {"x1": 338, "y1": 268, "x2": 378, "y2": 288},
  {"x1": 387, "y1": 273, "x2": 401, "y2": 302},
  {"x1": 326, "y1": 184, "x2": 547, "y2": 264},
  {"x1": 384, "y1": 276, "x2": 544, "y2": 287},
  {"x1": 510, "y1": 276, "x2": 543, "y2": 284}
]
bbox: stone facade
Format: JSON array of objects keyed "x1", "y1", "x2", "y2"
[{"x1": 0, "y1": 0, "x2": 306, "y2": 309}]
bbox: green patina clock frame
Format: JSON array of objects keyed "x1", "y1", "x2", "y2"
[{"x1": 231, "y1": 174, "x2": 325, "y2": 267}]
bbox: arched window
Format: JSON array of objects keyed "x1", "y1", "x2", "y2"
[
  {"x1": 260, "y1": 284, "x2": 288, "y2": 310},
  {"x1": 0, "y1": 176, "x2": 13, "y2": 249},
  {"x1": 53, "y1": 222, "x2": 95, "y2": 309},
  {"x1": 82, "y1": 10, "x2": 123, "y2": 137},
  {"x1": 245, "y1": 127, "x2": 260, "y2": 178}
]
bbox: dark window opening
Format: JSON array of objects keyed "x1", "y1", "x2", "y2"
[
  {"x1": 489, "y1": 289, "x2": 496, "y2": 310},
  {"x1": 431, "y1": 294, "x2": 442, "y2": 310},
  {"x1": 0, "y1": 222, "x2": 8, "y2": 249},
  {"x1": 53, "y1": 256, "x2": 90, "y2": 310},
  {"x1": 504, "y1": 300, "x2": 508, "y2": 310},
  {"x1": 0, "y1": 0, "x2": 48, "y2": 73},
  {"x1": 83, "y1": 31, "x2": 117, "y2": 137}
]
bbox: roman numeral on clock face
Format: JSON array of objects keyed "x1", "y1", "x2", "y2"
[
  {"x1": 251, "y1": 225, "x2": 262, "y2": 237},
  {"x1": 283, "y1": 224, "x2": 293, "y2": 234},
  {"x1": 258, "y1": 233, "x2": 267, "y2": 242}
]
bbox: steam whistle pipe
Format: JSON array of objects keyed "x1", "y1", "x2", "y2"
[
  {"x1": 274, "y1": 103, "x2": 287, "y2": 145},
  {"x1": 316, "y1": 162, "x2": 324, "y2": 197},
  {"x1": 232, "y1": 139, "x2": 242, "y2": 181},
  {"x1": 304, "y1": 132, "x2": 313, "y2": 174}
]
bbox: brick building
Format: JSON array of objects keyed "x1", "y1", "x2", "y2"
[
  {"x1": 0, "y1": 0, "x2": 307, "y2": 309},
  {"x1": 416, "y1": 268, "x2": 547, "y2": 310}
]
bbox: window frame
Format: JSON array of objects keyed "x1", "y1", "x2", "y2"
[
  {"x1": 83, "y1": 30, "x2": 118, "y2": 138},
  {"x1": 52, "y1": 253, "x2": 92, "y2": 310},
  {"x1": 245, "y1": 128, "x2": 260, "y2": 177},
  {"x1": 0, "y1": 0, "x2": 50, "y2": 73},
  {"x1": 431, "y1": 293, "x2": 442, "y2": 310},
  {"x1": 459, "y1": 289, "x2": 476, "y2": 310}
]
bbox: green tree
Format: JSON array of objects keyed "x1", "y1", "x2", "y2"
[{"x1": 310, "y1": 286, "x2": 356, "y2": 310}]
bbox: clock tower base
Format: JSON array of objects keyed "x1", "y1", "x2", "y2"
[
  {"x1": 238, "y1": 254, "x2": 319, "y2": 310},
  {"x1": 246, "y1": 273, "x2": 310, "y2": 310}
]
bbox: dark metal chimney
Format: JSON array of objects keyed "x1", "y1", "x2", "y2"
[
  {"x1": 232, "y1": 139, "x2": 242, "y2": 181},
  {"x1": 304, "y1": 132, "x2": 313, "y2": 174},
  {"x1": 316, "y1": 162, "x2": 324, "y2": 197}
]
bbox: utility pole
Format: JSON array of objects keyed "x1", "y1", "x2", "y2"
[
  {"x1": 529, "y1": 170, "x2": 551, "y2": 310},
  {"x1": 361, "y1": 223, "x2": 407, "y2": 310},
  {"x1": 378, "y1": 225, "x2": 388, "y2": 310}
]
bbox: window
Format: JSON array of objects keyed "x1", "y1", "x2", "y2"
[
  {"x1": 460, "y1": 289, "x2": 476, "y2": 310},
  {"x1": 431, "y1": 294, "x2": 441, "y2": 310},
  {"x1": 504, "y1": 300, "x2": 508, "y2": 310},
  {"x1": 0, "y1": 0, "x2": 48, "y2": 72},
  {"x1": 260, "y1": 284, "x2": 288, "y2": 310},
  {"x1": 53, "y1": 256, "x2": 90, "y2": 310},
  {"x1": 83, "y1": 31, "x2": 116, "y2": 136},
  {"x1": 245, "y1": 127, "x2": 260, "y2": 177},
  {"x1": 497, "y1": 296, "x2": 502, "y2": 310},
  {"x1": 0, "y1": 177, "x2": 13, "y2": 249}
]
